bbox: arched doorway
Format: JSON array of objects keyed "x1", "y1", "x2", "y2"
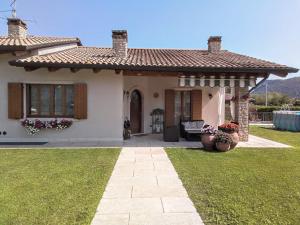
[{"x1": 130, "y1": 90, "x2": 142, "y2": 134}]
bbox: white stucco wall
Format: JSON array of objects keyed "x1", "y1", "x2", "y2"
[
  {"x1": 124, "y1": 76, "x2": 225, "y2": 134},
  {"x1": 201, "y1": 86, "x2": 225, "y2": 127},
  {"x1": 0, "y1": 54, "x2": 123, "y2": 142},
  {"x1": 0, "y1": 52, "x2": 225, "y2": 142}
]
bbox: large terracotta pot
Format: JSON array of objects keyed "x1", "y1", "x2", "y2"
[
  {"x1": 201, "y1": 134, "x2": 215, "y2": 150},
  {"x1": 216, "y1": 142, "x2": 231, "y2": 152},
  {"x1": 229, "y1": 132, "x2": 239, "y2": 149},
  {"x1": 218, "y1": 127, "x2": 239, "y2": 149}
]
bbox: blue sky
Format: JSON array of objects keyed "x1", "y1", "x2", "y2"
[{"x1": 1, "y1": 0, "x2": 299, "y2": 79}]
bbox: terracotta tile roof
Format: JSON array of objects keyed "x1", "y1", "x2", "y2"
[
  {"x1": 0, "y1": 35, "x2": 81, "y2": 51},
  {"x1": 10, "y1": 46, "x2": 298, "y2": 74}
]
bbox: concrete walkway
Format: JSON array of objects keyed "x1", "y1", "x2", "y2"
[
  {"x1": 0, "y1": 134, "x2": 291, "y2": 149},
  {"x1": 237, "y1": 135, "x2": 290, "y2": 148},
  {"x1": 91, "y1": 147, "x2": 204, "y2": 225}
]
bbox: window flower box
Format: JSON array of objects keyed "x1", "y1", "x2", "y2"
[{"x1": 21, "y1": 119, "x2": 73, "y2": 135}]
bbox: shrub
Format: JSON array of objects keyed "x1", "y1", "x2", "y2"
[
  {"x1": 218, "y1": 122, "x2": 239, "y2": 133},
  {"x1": 251, "y1": 92, "x2": 291, "y2": 106},
  {"x1": 255, "y1": 106, "x2": 300, "y2": 112},
  {"x1": 200, "y1": 124, "x2": 218, "y2": 135},
  {"x1": 214, "y1": 131, "x2": 233, "y2": 144},
  {"x1": 294, "y1": 100, "x2": 300, "y2": 106}
]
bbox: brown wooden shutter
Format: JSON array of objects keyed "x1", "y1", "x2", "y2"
[
  {"x1": 74, "y1": 83, "x2": 87, "y2": 119},
  {"x1": 164, "y1": 89, "x2": 175, "y2": 127},
  {"x1": 8, "y1": 83, "x2": 23, "y2": 119},
  {"x1": 191, "y1": 90, "x2": 202, "y2": 120}
]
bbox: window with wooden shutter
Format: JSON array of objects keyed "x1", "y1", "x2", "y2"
[
  {"x1": 74, "y1": 83, "x2": 87, "y2": 119},
  {"x1": 26, "y1": 84, "x2": 74, "y2": 117},
  {"x1": 8, "y1": 83, "x2": 23, "y2": 119},
  {"x1": 191, "y1": 90, "x2": 202, "y2": 120},
  {"x1": 164, "y1": 89, "x2": 175, "y2": 127}
]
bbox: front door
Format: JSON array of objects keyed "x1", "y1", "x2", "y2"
[{"x1": 130, "y1": 90, "x2": 142, "y2": 134}]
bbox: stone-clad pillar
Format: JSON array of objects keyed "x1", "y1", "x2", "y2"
[{"x1": 235, "y1": 87, "x2": 249, "y2": 142}]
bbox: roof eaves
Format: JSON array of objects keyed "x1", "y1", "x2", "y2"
[
  {"x1": 0, "y1": 45, "x2": 27, "y2": 51},
  {"x1": 8, "y1": 60, "x2": 299, "y2": 75},
  {"x1": 0, "y1": 38, "x2": 82, "y2": 53}
]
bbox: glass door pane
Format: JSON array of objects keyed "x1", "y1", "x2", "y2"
[
  {"x1": 174, "y1": 91, "x2": 181, "y2": 125},
  {"x1": 54, "y1": 85, "x2": 63, "y2": 116},
  {"x1": 183, "y1": 91, "x2": 191, "y2": 121}
]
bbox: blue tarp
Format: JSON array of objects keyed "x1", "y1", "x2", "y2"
[{"x1": 273, "y1": 111, "x2": 300, "y2": 132}]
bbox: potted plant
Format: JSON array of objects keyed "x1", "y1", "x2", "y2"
[
  {"x1": 200, "y1": 124, "x2": 217, "y2": 150},
  {"x1": 218, "y1": 122, "x2": 239, "y2": 149},
  {"x1": 214, "y1": 131, "x2": 233, "y2": 152}
]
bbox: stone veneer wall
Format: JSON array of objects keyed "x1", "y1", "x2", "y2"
[{"x1": 235, "y1": 87, "x2": 249, "y2": 142}]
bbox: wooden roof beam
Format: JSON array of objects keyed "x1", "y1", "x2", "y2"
[
  {"x1": 70, "y1": 68, "x2": 81, "y2": 73},
  {"x1": 24, "y1": 66, "x2": 39, "y2": 72},
  {"x1": 115, "y1": 69, "x2": 122, "y2": 74},
  {"x1": 93, "y1": 68, "x2": 102, "y2": 73},
  {"x1": 48, "y1": 67, "x2": 61, "y2": 72}
]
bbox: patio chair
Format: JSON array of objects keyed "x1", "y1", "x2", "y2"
[{"x1": 180, "y1": 120, "x2": 205, "y2": 141}]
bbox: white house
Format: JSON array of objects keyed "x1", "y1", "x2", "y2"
[{"x1": 0, "y1": 18, "x2": 298, "y2": 143}]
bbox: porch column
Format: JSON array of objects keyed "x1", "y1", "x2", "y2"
[{"x1": 235, "y1": 87, "x2": 249, "y2": 142}]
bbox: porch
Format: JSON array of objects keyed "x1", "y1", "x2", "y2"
[{"x1": 123, "y1": 71, "x2": 258, "y2": 142}]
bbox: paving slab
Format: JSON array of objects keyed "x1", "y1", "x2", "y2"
[
  {"x1": 91, "y1": 147, "x2": 204, "y2": 225},
  {"x1": 162, "y1": 197, "x2": 198, "y2": 213},
  {"x1": 111, "y1": 168, "x2": 134, "y2": 177},
  {"x1": 157, "y1": 175, "x2": 183, "y2": 186},
  {"x1": 91, "y1": 214, "x2": 129, "y2": 225},
  {"x1": 130, "y1": 213, "x2": 204, "y2": 225},
  {"x1": 132, "y1": 185, "x2": 188, "y2": 198},
  {"x1": 97, "y1": 198, "x2": 163, "y2": 214},
  {"x1": 107, "y1": 176, "x2": 157, "y2": 187},
  {"x1": 102, "y1": 185, "x2": 132, "y2": 199}
]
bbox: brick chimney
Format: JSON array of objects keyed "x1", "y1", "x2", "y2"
[
  {"x1": 112, "y1": 30, "x2": 128, "y2": 58},
  {"x1": 7, "y1": 18, "x2": 27, "y2": 38},
  {"x1": 208, "y1": 36, "x2": 222, "y2": 53}
]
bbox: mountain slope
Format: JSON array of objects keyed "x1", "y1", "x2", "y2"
[{"x1": 253, "y1": 77, "x2": 300, "y2": 98}]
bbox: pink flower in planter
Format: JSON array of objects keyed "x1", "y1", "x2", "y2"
[
  {"x1": 34, "y1": 120, "x2": 44, "y2": 129},
  {"x1": 50, "y1": 120, "x2": 58, "y2": 128}
]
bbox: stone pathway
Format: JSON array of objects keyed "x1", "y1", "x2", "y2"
[{"x1": 91, "y1": 147, "x2": 204, "y2": 225}]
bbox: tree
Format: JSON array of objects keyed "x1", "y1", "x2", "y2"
[{"x1": 251, "y1": 92, "x2": 291, "y2": 106}]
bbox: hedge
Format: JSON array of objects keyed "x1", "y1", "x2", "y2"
[{"x1": 255, "y1": 106, "x2": 300, "y2": 112}]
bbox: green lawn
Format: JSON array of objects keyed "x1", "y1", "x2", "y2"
[
  {"x1": 166, "y1": 127, "x2": 300, "y2": 225},
  {"x1": 0, "y1": 148, "x2": 120, "y2": 225}
]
